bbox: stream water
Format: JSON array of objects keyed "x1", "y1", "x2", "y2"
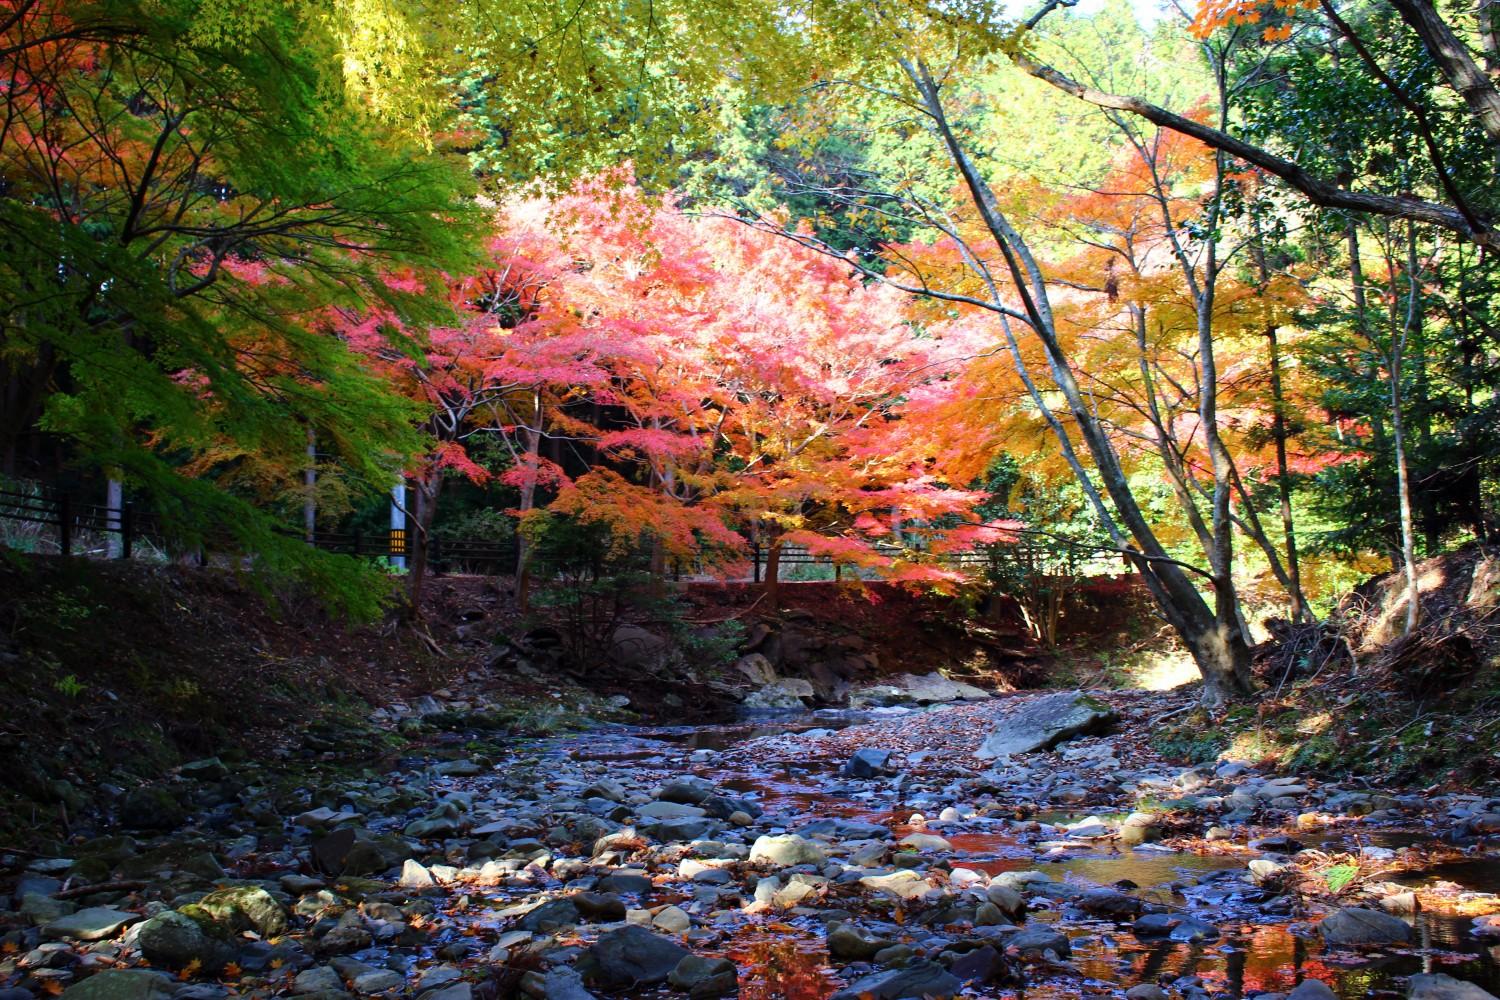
[{"x1": 511, "y1": 709, "x2": 1500, "y2": 1000}]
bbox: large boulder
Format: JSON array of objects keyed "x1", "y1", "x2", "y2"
[
  {"x1": 892, "y1": 673, "x2": 989, "y2": 703},
  {"x1": 136, "y1": 912, "x2": 234, "y2": 973},
  {"x1": 180, "y1": 886, "x2": 287, "y2": 938},
  {"x1": 1318, "y1": 907, "x2": 1414, "y2": 948},
  {"x1": 609, "y1": 625, "x2": 677, "y2": 671},
  {"x1": 60, "y1": 972, "x2": 175, "y2": 1000},
  {"x1": 742, "y1": 679, "x2": 815, "y2": 710},
  {"x1": 576, "y1": 926, "x2": 690, "y2": 990},
  {"x1": 976, "y1": 691, "x2": 1117, "y2": 759},
  {"x1": 733, "y1": 654, "x2": 778, "y2": 686}
]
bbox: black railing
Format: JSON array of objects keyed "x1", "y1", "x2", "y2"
[{"x1": 0, "y1": 484, "x2": 1120, "y2": 582}]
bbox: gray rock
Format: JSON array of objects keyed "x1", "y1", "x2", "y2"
[
  {"x1": 750, "y1": 834, "x2": 826, "y2": 867},
  {"x1": 19, "y1": 892, "x2": 74, "y2": 925},
  {"x1": 294, "y1": 968, "x2": 344, "y2": 995},
  {"x1": 976, "y1": 691, "x2": 1117, "y2": 759},
  {"x1": 1408, "y1": 975, "x2": 1499, "y2": 1000},
  {"x1": 516, "y1": 899, "x2": 580, "y2": 932},
  {"x1": 1318, "y1": 907, "x2": 1414, "y2": 948},
  {"x1": 1007, "y1": 927, "x2": 1072, "y2": 957},
  {"x1": 136, "y1": 911, "x2": 232, "y2": 972},
  {"x1": 844, "y1": 749, "x2": 895, "y2": 778},
  {"x1": 60, "y1": 972, "x2": 175, "y2": 1000},
  {"x1": 183, "y1": 886, "x2": 288, "y2": 938},
  {"x1": 527, "y1": 968, "x2": 597, "y2": 1000},
  {"x1": 351, "y1": 970, "x2": 404, "y2": 994},
  {"x1": 658, "y1": 778, "x2": 713, "y2": 805},
  {"x1": 827, "y1": 923, "x2": 892, "y2": 961},
  {"x1": 42, "y1": 906, "x2": 141, "y2": 941},
  {"x1": 418, "y1": 985, "x2": 471, "y2": 1000},
  {"x1": 399, "y1": 859, "x2": 435, "y2": 889},
  {"x1": 576, "y1": 926, "x2": 690, "y2": 989},
  {"x1": 1126, "y1": 987, "x2": 1169, "y2": 1000},
  {"x1": 179, "y1": 758, "x2": 230, "y2": 781},
  {"x1": 830, "y1": 961, "x2": 961, "y2": 1000},
  {"x1": 1287, "y1": 980, "x2": 1338, "y2": 1000},
  {"x1": 1132, "y1": 913, "x2": 1220, "y2": 942},
  {"x1": 668, "y1": 955, "x2": 738, "y2": 998},
  {"x1": 743, "y1": 677, "x2": 816, "y2": 710},
  {"x1": 891, "y1": 672, "x2": 990, "y2": 704}
]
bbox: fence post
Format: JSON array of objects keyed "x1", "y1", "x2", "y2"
[
  {"x1": 120, "y1": 504, "x2": 133, "y2": 560},
  {"x1": 352, "y1": 528, "x2": 362, "y2": 558},
  {"x1": 752, "y1": 543, "x2": 761, "y2": 584},
  {"x1": 57, "y1": 494, "x2": 72, "y2": 557}
]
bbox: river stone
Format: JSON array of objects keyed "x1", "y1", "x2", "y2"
[
  {"x1": 1408, "y1": 974, "x2": 1499, "y2": 1000},
  {"x1": 827, "y1": 923, "x2": 892, "y2": 960},
  {"x1": 524, "y1": 967, "x2": 597, "y2": 1000},
  {"x1": 743, "y1": 678, "x2": 815, "y2": 709},
  {"x1": 352, "y1": 970, "x2": 404, "y2": 994},
  {"x1": 576, "y1": 926, "x2": 690, "y2": 989},
  {"x1": 42, "y1": 906, "x2": 140, "y2": 941},
  {"x1": 830, "y1": 960, "x2": 962, "y2": 1000},
  {"x1": 845, "y1": 749, "x2": 894, "y2": 778},
  {"x1": 1132, "y1": 913, "x2": 1220, "y2": 942},
  {"x1": 750, "y1": 834, "x2": 826, "y2": 867},
  {"x1": 516, "y1": 898, "x2": 580, "y2": 932},
  {"x1": 399, "y1": 860, "x2": 435, "y2": 889},
  {"x1": 184, "y1": 886, "x2": 287, "y2": 937},
  {"x1": 1287, "y1": 980, "x2": 1338, "y2": 1000},
  {"x1": 60, "y1": 971, "x2": 175, "y2": 1000},
  {"x1": 136, "y1": 911, "x2": 232, "y2": 972},
  {"x1": 293, "y1": 968, "x2": 343, "y2": 995},
  {"x1": 1007, "y1": 927, "x2": 1072, "y2": 957},
  {"x1": 897, "y1": 832, "x2": 951, "y2": 852},
  {"x1": 637, "y1": 801, "x2": 706, "y2": 820},
  {"x1": 658, "y1": 778, "x2": 713, "y2": 805},
  {"x1": 1318, "y1": 907, "x2": 1414, "y2": 948},
  {"x1": 667, "y1": 955, "x2": 738, "y2": 997},
  {"x1": 976, "y1": 691, "x2": 1117, "y2": 759},
  {"x1": 891, "y1": 672, "x2": 990, "y2": 704},
  {"x1": 596, "y1": 872, "x2": 652, "y2": 896},
  {"x1": 20, "y1": 892, "x2": 74, "y2": 925}
]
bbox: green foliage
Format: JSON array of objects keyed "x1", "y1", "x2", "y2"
[{"x1": 1323, "y1": 864, "x2": 1360, "y2": 894}]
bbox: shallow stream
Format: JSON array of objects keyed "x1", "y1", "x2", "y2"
[{"x1": 571, "y1": 710, "x2": 1498, "y2": 999}]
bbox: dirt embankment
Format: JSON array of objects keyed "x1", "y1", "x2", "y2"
[
  {"x1": 1158, "y1": 544, "x2": 1500, "y2": 790},
  {"x1": 0, "y1": 552, "x2": 1155, "y2": 848}
]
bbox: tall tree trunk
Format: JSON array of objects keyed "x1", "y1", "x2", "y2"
[
  {"x1": 515, "y1": 394, "x2": 542, "y2": 611},
  {"x1": 763, "y1": 535, "x2": 783, "y2": 607},
  {"x1": 1252, "y1": 226, "x2": 1308, "y2": 622},
  {"x1": 407, "y1": 473, "x2": 443, "y2": 617},
  {"x1": 1393, "y1": 224, "x2": 1422, "y2": 634}
]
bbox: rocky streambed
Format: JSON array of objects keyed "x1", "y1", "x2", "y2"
[{"x1": 5, "y1": 690, "x2": 1500, "y2": 1000}]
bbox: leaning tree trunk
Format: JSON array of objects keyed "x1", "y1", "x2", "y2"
[{"x1": 903, "y1": 57, "x2": 1256, "y2": 704}]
